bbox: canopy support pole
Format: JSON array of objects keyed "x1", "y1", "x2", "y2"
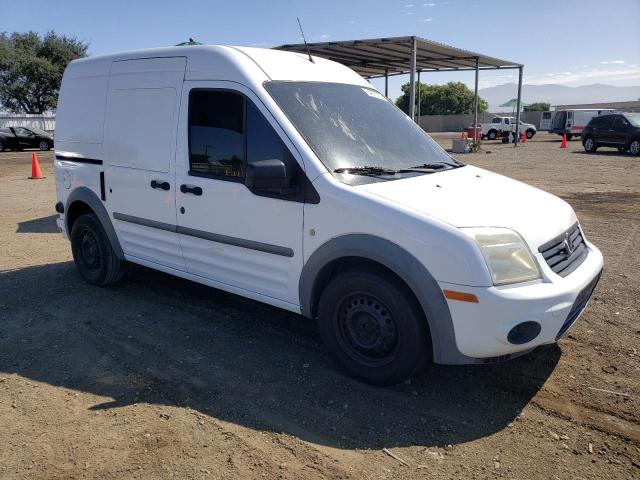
[
  {"x1": 384, "y1": 69, "x2": 389, "y2": 97},
  {"x1": 515, "y1": 65, "x2": 523, "y2": 146},
  {"x1": 473, "y1": 56, "x2": 479, "y2": 143},
  {"x1": 417, "y1": 70, "x2": 421, "y2": 120},
  {"x1": 409, "y1": 37, "x2": 417, "y2": 122}
]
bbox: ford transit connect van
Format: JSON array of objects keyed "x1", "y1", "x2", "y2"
[{"x1": 54, "y1": 46, "x2": 603, "y2": 385}]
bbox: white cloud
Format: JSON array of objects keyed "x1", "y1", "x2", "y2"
[
  {"x1": 318, "y1": 33, "x2": 331, "y2": 41},
  {"x1": 423, "y1": 2, "x2": 435, "y2": 5},
  {"x1": 419, "y1": 18, "x2": 433, "y2": 22},
  {"x1": 524, "y1": 66, "x2": 640, "y2": 86},
  {"x1": 600, "y1": 60, "x2": 625, "y2": 64},
  {"x1": 405, "y1": 3, "x2": 415, "y2": 7}
]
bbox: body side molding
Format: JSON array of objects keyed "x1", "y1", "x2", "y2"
[
  {"x1": 299, "y1": 234, "x2": 475, "y2": 365},
  {"x1": 113, "y1": 212, "x2": 295, "y2": 257}
]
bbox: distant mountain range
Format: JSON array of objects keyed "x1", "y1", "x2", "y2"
[{"x1": 479, "y1": 83, "x2": 640, "y2": 112}]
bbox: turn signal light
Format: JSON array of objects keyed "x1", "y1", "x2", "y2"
[{"x1": 443, "y1": 290, "x2": 479, "y2": 303}]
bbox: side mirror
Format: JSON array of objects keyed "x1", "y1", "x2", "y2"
[{"x1": 245, "y1": 159, "x2": 292, "y2": 192}]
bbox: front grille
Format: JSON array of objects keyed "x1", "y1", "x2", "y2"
[
  {"x1": 555, "y1": 269, "x2": 602, "y2": 340},
  {"x1": 538, "y1": 223, "x2": 588, "y2": 277}
]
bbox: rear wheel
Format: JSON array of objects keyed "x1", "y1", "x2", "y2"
[
  {"x1": 318, "y1": 269, "x2": 429, "y2": 385},
  {"x1": 70, "y1": 213, "x2": 124, "y2": 286},
  {"x1": 566, "y1": 134, "x2": 573, "y2": 141},
  {"x1": 617, "y1": 146, "x2": 627, "y2": 153},
  {"x1": 629, "y1": 140, "x2": 640, "y2": 156},
  {"x1": 583, "y1": 136, "x2": 597, "y2": 153},
  {"x1": 487, "y1": 130, "x2": 497, "y2": 140},
  {"x1": 526, "y1": 129, "x2": 535, "y2": 139}
]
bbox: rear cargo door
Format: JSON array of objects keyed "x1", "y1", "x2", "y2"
[{"x1": 103, "y1": 57, "x2": 187, "y2": 270}]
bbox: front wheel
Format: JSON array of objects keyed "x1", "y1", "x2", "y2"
[
  {"x1": 318, "y1": 269, "x2": 429, "y2": 385},
  {"x1": 39, "y1": 141, "x2": 50, "y2": 151},
  {"x1": 583, "y1": 136, "x2": 597, "y2": 153},
  {"x1": 70, "y1": 213, "x2": 124, "y2": 286},
  {"x1": 629, "y1": 140, "x2": 640, "y2": 156},
  {"x1": 526, "y1": 129, "x2": 535, "y2": 139}
]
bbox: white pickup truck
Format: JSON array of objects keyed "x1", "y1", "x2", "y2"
[{"x1": 480, "y1": 116, "x2": 537, "y2": 140}]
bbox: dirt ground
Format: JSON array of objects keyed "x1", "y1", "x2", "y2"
[{"x1": 1, "y1": 133, "x2": 638, "y2": 479}]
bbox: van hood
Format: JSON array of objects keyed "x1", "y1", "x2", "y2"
[{"x1": 356, "y1": 165, "x2": 577, "y2": 251}]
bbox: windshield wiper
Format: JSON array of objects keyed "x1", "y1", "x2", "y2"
[
  {"x1": 334, "y1": 166, "x2": 398, "y2": 176},
  {"x1": 408, "y1": 163, "x2": 447, "y2": 170}
]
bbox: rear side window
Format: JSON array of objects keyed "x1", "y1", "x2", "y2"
[
  {"x1": 599, "y1": 115, "x2": 613, "y2": 128},
  {"x1": 491, "y1": 118, "x2": 501, "y2": 124}
]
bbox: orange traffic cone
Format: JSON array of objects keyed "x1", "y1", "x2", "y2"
[
  {"x1": 560, "y1": 133, "x2": 568, "y2": 148},
  {"x1": 29, "y1": 152, "x2": 45, "y2": 179},
  {"x1": 522, "y1": 130, "x2": 527, "y2": 143},
  {"x1": 460, "y1": 131, "x2": 466, "y2": 140}
]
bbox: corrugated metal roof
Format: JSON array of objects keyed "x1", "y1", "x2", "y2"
[{"x1": 275, "y1": 36, "x2": 521, "y2": 78}]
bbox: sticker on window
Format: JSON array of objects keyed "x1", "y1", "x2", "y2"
[{"x1": 361, "y1": 88, "x2": 386, "y2": 101}]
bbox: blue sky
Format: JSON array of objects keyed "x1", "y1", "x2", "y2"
[{"x1": 3, "y1": 0, "x2": 639, "y2": 100}]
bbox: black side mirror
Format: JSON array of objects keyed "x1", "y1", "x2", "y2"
[{"x1": 245, "y1": 159, "x2": 292, "y2": 192}]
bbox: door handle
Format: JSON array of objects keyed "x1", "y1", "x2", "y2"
[
  {"x1": 150, "y1": 180, "x2": 170, "y2": 191},
  {"x1": 180, "y1": 184, "x2": 203, "y2": 196}
]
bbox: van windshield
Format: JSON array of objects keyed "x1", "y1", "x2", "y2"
[{"x1": 264, "y1": 82, "x2": 460, "y2": 181}]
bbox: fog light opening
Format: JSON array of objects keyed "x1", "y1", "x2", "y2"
[{"x1": 507, "y1": 321, "x2": 541, "y2": 345}]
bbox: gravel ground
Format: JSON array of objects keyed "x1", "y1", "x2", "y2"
[{"x1": 0, "y1": 133, "x2": 638, "y2": 479}]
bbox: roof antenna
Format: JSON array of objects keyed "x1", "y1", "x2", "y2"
[{"x1": 296, "y1": 17, "x2": 315, "y2": 63}]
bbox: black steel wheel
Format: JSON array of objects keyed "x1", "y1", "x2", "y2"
[
  {"x1": 70, "y1": 213, "x2": 124, "y2": 286},
  {"x1": 318, "y1": 269, "x2": 429, "y2": 385}
]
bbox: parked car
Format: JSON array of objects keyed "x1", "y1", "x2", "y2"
[
  {"x1": 480, "y1": 116, "x2": 536, "y2": 140},
  {"x1": 550, "y1": 109, "x2": 616, "y2": 140},
  {"x1": 54, "y1": 46, "x2": 603, "y2": 385},
  {"x1": 0, "y1": 126, "x2": 54, "y2": 152},
  {"x1": 581, "y1": 112, "x2": 640, "y2": 155}
]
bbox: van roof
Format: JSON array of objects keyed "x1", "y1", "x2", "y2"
[{"x1": 65, "y1": 45, "x2": 369, "y2": 88}]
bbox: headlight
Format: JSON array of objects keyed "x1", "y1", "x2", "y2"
[{"x1": 462, "y1": 227, "x2": 541, "y2": 285}]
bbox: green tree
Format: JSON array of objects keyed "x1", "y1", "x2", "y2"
[
  {"x1": 523, "y1": 102, "x2": 551, "y2": 111},
  {"x1": 0, "y1": 31, "x2": 88, "y2": 113},
  {"x1": 395, "y1": 81, "x2": 489, "y2": 116}
]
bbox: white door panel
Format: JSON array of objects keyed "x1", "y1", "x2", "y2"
[
  {"x1": 175, "y1": 81, "x2": 304, "y2": 306},
  {"x1": 104, "y1": 57, "x2": 186, "y2": 270}
]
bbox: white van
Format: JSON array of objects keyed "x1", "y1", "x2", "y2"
[
  {"x1": 550, "y1": 109, "x2": 617, "y2": 139},
  {"x1": 54, "y1": 46, "x2": 603, "y2": 385}
]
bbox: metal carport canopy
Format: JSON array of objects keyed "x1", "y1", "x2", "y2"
[{"x1": 275, "y1": 36, "x2": 525, "y2": 144}]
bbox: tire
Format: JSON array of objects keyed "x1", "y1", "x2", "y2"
[
  {"x1": 583, "y1": 136, "x2": 597, "y2": 153},
  {"x1": 487, "y1": 130, "x2": 497, "y2": 140},
  {"x1": 526, "y1": 129, "x2": 535, "y2": 139},
  {"x1": 317, "y1": 269, "x2": 429, "y2": 385},
  {"x1": 566, "y1": 134, "x2": 573, "y2": 141},
  {"x1": 629, "y1": 140, "x2": 640, "y2": 156},
  {"x1": 617, "y1": 146, "x2": 627, "y2": 153},
  {"x1": 70, "y1": 213, "x2": 124, "y2": 286},
  {"x1": 39, "y1": 140, "x2": 50, "y2": 151},
  {"x1": 0, "y1": 141, "x2": 4, "y2": 152}
]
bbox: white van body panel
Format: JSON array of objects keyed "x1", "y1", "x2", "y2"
[
  {"x1": 104, "y1": 57, "x2": 186, "y2": 270},
  {"x1": 355, "y1": 165, "x2": 577, "y2": 252},
  {"x1": 54, "y1": 45, "x2": 603, "y2": 365}
]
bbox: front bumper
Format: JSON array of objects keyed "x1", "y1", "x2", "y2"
[{"x1": 438, "y1": 241, "x2": 603, "y2": 360}]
